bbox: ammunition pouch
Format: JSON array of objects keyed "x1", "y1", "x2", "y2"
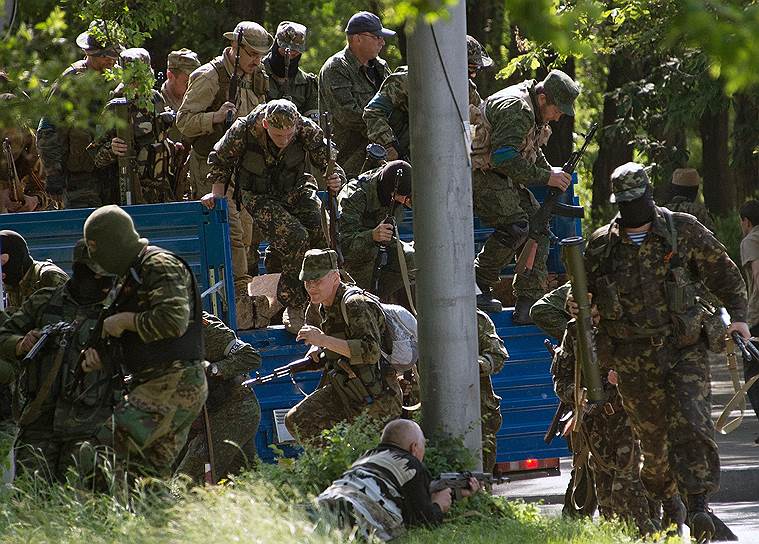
[
  {"x1": 665, "y1": 266, "x2": 702, "y2": 348},
  {"x1": 702, "y1": 310, "x2": 727, "y2": 353},
  {"x1": 326, "y1": 359, "x2": 385, "y2": 410}
]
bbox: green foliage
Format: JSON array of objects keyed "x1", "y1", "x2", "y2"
[
  {"x1": 103, "y1": 61, "x2": 157, "y2": 111},
  {"x1": 420, "y1": 431, "x2": 476, "y2": 477},
  {"x1": 712, "y1": 212, "x2": 743, "y2": 265}
]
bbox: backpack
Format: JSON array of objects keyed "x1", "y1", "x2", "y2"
[{"x1": 340, "y1": 287, "x2": 418, "y2": 372}]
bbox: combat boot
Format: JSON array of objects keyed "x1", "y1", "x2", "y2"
[
  {"x1": 476, "y1": 283, "x2": 502, "y2": 313},
  {"x1": 512, "y1": 296, "x2": 537, "y2": 325},
  {"x1": 661, "y1": 494, "x2": 687, "y2": 536},
  {"x1": 687, "y1": 493, "x2": 715, "y2": 543}
]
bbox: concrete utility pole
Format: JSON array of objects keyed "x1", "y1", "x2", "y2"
[{"x1": 408, "y1": 1, "x2": 482, "y2": 468}]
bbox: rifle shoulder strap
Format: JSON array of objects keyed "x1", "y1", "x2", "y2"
[
  {"x1": 393, "y1": 224, "x2": 416, "y2": 316},
  {"x1": 18, "y1": 336, "x2": 69, "y2": 426}
]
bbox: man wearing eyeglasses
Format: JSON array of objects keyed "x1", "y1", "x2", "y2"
[
  {"x1": 176, "y1": 21, "x2": 273, "y2": 329},
  {"x1": 319, "y1": 12, "x2": 394, "y2": 179}
]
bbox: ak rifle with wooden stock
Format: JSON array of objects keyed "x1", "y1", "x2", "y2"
[
  {"x1": 242, "y1": 352, "x2": 323, "y2": 387},
  {"x1": 322, "y1": 111, "x2": 343, "y2": 265},
  {"x1": 515, "y1": 123, "x2": 597, "y2": 276}
]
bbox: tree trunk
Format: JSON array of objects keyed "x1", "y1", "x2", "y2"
[
  {"x1": 700, "y1": 98, "x2": 734, "y2": 215},
  {"x1": 732, "y1": 92, "x2": 759, "y2": 204}
]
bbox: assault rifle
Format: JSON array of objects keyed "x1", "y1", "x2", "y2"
[
  {"x1": 370, "y1": 166, "x2": 402, "y2": 294},
  {"x1": 515, "y1": 123, "x2": 597, "y2": 276},
  {"x1": 226, "y1": 28, "x2": 244, "y2": 131},
  {"x1": 430, "y1": 471, "x2": 509, "y2": 499},
  {"x1": 242, "y1": 353, "x2": 323, "y2": 387},
  {"x1": 111, "y1": 98, "x2": 137, "y2": 205},
  {"x1": 322, "y1": 111, "x2": 343, "y2": 265},
  {"x1": 21, "y1": 321, "x2": 76, "y2": 364},
  {"x1": 282, "y1": 47, "x2": 292, "y2": 101},
  {"x1": 2, "y1": 138, "x2": 21, "y2": 203}
]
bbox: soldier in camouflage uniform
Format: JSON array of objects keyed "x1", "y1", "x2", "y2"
[
  {"x1": 90, "y1": 48, "x2": 177, "y2": 204},
  {"x1": 585, "y1": 162, "x2": 749, "y2": 541},
  {"x1": 177, "y1": 21, "x2": 272, "y2": 326},
  {"x1": 476, "y1": 309, "x2": 508, "y2": 473},
  {"x1": 0, "y1": 240, "x2": 116, "y2": 485},
  {"x1": 363, "y1": 36, "x2": 490, "y2": 162},
  {"x1": 338, "y1": 160, "x2": 414, "y2": 300},
  {"x1": 285, "y1": 249, "x2": 402, "y2": 444},
  {"x1": 664, "y1": 168, "x2": 715, "y2": 231},
  {"x1": 530, "y1": 281, "x2": 572, "y2": 340},
  {"x1": 471, "y1": 70, "x2": 579, "y2": 322},
  {"x1": 206, "y1": 100, "x2": 344, "y2": 332},
  {"x1": 82, "y1": 205, "x2": 208, "y2": 477},
  {"x1": 37, "y1": 20, "x2": 122, "y2": 208},
  {"x1": 319, "y1": 12, "x2": 394, "y2": 178},
  {"x1": 263, "y1": 22, "x2": 318, "y2": 118},
  {"x1": 175, "y1": 312, "x2": 261, "y2": 483}
]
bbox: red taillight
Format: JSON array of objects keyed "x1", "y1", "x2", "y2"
[{"x1": 523, "y1": 458, "x2": 539, "y2": 470}]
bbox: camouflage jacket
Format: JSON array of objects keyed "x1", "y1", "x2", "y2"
[
  {"x1": 318, "y1": 46, "x2": 390, "y2": 177},
  {"x1": 472, "y1": 80, "x2": 552, "y2": 182},
  {"x1": 586, "y1": 207, "x2": 747, "y2": 344},
  {"x1": 6, "y1": 259, "x2": 69, "y2": 314},
  {"x1": 207, "y1": 103, "x2": 346, "y2": 196},
  {"x1": 664, "y1": 198, "x2": 715, "y2": 232},
  {"x1": 337, "y1": 167, "x2": 405, "y2": 264},
  {"x1": 530, "y1": 282, "x2": 571, "y2": 339},
  {"x1": 262, "y1": 56, "x2": 318, "y2": 117},
  {"x1": 477, "y1": 309, "x2": 508, "y2": 377}
]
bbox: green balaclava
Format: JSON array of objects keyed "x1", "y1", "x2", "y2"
[{"x1": 83, "y1": 205, "x2": 148, "y2": 276}]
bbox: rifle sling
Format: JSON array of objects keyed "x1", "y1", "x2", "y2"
[
  {"x1": 18, "y1": 341, "x2": 68, "y2": 426},
  {"x1": 393, "y1": 223, "x2": 416, "y2": 316}
]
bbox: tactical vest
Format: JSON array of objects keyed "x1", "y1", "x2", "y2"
[
  {"x1": 116, "y1": 246, "x2": 204, "y2": 372},
  {"x1": 236, "y1": 111, "x2": 311, "y2": 197},
  {"x1": 133, "y1": 92, "x2": 173, "y2": 189}
]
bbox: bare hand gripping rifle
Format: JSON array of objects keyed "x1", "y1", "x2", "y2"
[{"x1": 515, "y1": 123, "x2": 597, "y2": 275}]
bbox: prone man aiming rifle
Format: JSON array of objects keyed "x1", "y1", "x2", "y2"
[
  {"x1": 430, "y1": 471, "x2": 509, "y2": 499},
  {"x1": 515, "y1": 123, "x2": 597, "y2": 276}
]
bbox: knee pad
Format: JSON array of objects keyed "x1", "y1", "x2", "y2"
[{"x1": 493, "y1": 221, "x2": 529, "y2": 250}]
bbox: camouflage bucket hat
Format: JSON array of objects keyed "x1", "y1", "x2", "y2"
[
  {"x1": 466, "y1": 35, "x2": 493, "y2": 69},
  {"x1": 264, "y1": 99, "x2": 299, "y2": 129},
  {"x1": 75, "y1": 19, "x2": 124, "y2": 58},
  {"x1": 276, "y1": 21, "x2": 307, "y2": 53},
  {"x1": 224, "y1": 21, "x2": 274, "y2": 54},
  {"x1": 543, "y1": 69, "x2": 580, "y2": 117},
  {"x1": 610, "y1": 162, "x2": 651, "y2": 203},
  {"x1": 167, "y1": 48, "x2": 201, "y2": 74},
  {"x1": 299, "y1": 249, "x2": 338, "y2": 281},
  {"x1": 120, "y1": 48, "x2": 152, "y2": 68}
]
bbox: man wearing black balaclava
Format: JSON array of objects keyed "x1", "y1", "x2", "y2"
[
  {"x1": 263, "y1": 21, "x2": 319, "y2": 119},
  {"x1": 583, "y1": 161, "x2": 750, "y2": 542},
  {"x1": 664, "y1": 168, "x2": 715, "y2": 231},
  {"x1": 338, "y1": 160, "x2": 415, "y2": 302}
]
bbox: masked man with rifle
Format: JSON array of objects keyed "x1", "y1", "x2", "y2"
[
  {"x1": 470, "y1": 70, "x2": 579, "y2": 321},
  {"x1": 0, "y1": 240, "x2": 116, "y2": 485},
  {"x1": 585, "y1": 163, "x2": 749, "y2": 542},
  {"x1": 337, "y1": 160, "x2": 414, "y2": 302},
  {"x1": 205, "y1": 100, "x2": 344, "y2": 334},
  {"x1": 80, "y1": 205, "x2": 207, "y2": 478},
  {"x1": 177, "y1": 21, "x2": 272, "y2": 329}
]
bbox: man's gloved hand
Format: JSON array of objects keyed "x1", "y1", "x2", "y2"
[{"x1": 45, "y1": 174, "x2": 66, "y2": 196}]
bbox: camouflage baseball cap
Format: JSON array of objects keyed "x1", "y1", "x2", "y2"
[
  {"x1": 466, "y1": 35, "x2": 493, "y2": 69},
  {"x1": 671, "y1": 168, "x2": 701, "y2": 187},
  {"x1": 264, "y1": 99, "x2": 299, "y2": 129},
  {"x1": 76, "y1": 20, "x2": 124, "y2": 58},
  {"x1": 224, "y1": 21, "x2": 274, "y2": 54},
  {"x1": 542, "y1": 69, "x2": 580, "y2": 117},
  {"x1": 609, "y1": 162, "x2": 651, "y2": 203},
  {"x1": 167, "y1": 48, "x2": 201, "y2": 74},
  {"x1": 299, "y1": 249, "x2": 339, "y2": 281},
  {"x1": 275, "y1": 21, "x2": 307, "y2": 53}
]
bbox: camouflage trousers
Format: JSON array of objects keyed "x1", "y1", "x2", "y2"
[
  {"x1": 112, "y1": 361, "x2": 208, "y2": 477},
  {"x1": 614, "y1": 341, "x2": 719, "y2": 501},
  {"x1": 345, "y1": 240, "x2": 416, "y2": 302},
  {"x1": 472, "y1": 169, "x2": 548, "y2": 300},
  {"x1": 175, "y1": 381, "x2": 260, "y2": 483},
  {"x1": 285, "y1": 380, "x2": 402, "y2": 445},
  {"x1": 242, "y1": 187, "x2": 327, "y2": 309},
  {"x1": 480, "y1": 376, "x2": 502, "y2": 473},
  {"x1": 63, "y1": 170, "x2": 117, "y2": 209}
]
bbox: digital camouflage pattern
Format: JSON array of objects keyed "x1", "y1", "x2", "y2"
[
  {"x1": 585, "y1": 206, "x2": 748, "y2": 502},
  {"x1": 175, "y1": 312, "x2": 261, "y2": 482},
  {"x1": 337, "y1": 167, "x2": 415, "y2": 296},
  {"x1": 476, "y1": 309, "x2": 508, "y2": 473},
  {"x1": 167, "y1": 48, "x2": 201, "y2": 76},
  {"x1": 299, "y1": 248, "x2": 339, "y2": 280},
  {"x1": 285, "y1": 282, "x2": 402, "y2": 444},
  {"x1": 207, "y1": 104, "x2": 342, "y2": 308},
  {"x1": 530, "y1": 282, "x2": 571, "y2": 339},
  {"x1": 664, "y1": 198, "x2": 715, "y2": 231},
  {"x1": 609, "y1": 162, "x2": 649, "y2": 203},
  {"x1": 318, "y1": 46, "x2": 391, "y2": 177},
  {"x1": 6, "y1": 259, "x2": 68, "y2": 314},
  {"x1": 542, "y1": 70, "x2": 580, "y2": 117}
]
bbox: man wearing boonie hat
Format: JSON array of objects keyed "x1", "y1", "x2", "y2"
[
  {"x1": 318, "y1": 11, "x2": 394, "y2": 178},
  {"x1": 263, "y1": 21, "x2": 318, "y2": 119},
  {"x1": 585, "y1": 161, "x2": 749, "y2": 541},
  {"x1": 37, "y1": 19, "x2": 124, "y2": 208},
  {"x1": 205, "y1": 99, "x2": 346, "y2": 334},
  {"x1": 283, "y1": 248, "x2": 402, "y2": 445},
  {"x1": 664, "y1": 167, "x2": 715, "y2": 231},
  {"x1": 471, "y1": 68, "x2": 580, "y2": 322},
  {"x1": 176, "y1": 21, "x2": 273, "y2": 328},
  {"x1": 363, "y1": 35, "x2": 489, "y2": 163}
]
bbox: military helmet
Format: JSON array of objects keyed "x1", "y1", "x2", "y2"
[
  {"x1": 542, "y1": 69, "x2": 580, "y2": 117},
  {"x1": 224, "y1": 21, "x2": 274, "y2": 54},
  {"x1": 299, "y1": 249, "x2": 339, "y2": 281},
  {"x1": 610, "y1": 162, "x2": 651, "y2": 203},
  {"x1": 75, "y1": 19, "x2": 124, "y2": 58},
  {"x1": 264, "y1": 99, "x2": 299, "y2": 129},
  {"x1": 466, "y1": 35, "x2": 493, "y2": 69},
  {"x1": 167, "y1": 48, "x2": 201, "y2": 75},
  {"x1": 275, "y1": 21, "x2": 307, "y2": 53}
]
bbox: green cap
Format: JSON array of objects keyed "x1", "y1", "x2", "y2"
[
  {"x1": 542, "y1": 69, "x2": 580, "y2": 117},
  {"x1": 299, "y1": 249, "x2": 338, "y2": 281},
  {"x1": 265, "y1": 99, "x2": 299, "y2": 129},
  {"x1": 275, "y1": 21, "x2": 307, "y2": 53},
  {"x1": 83, "y1": 205, "x2": 148, "y2": 276},
  {"x1": 224, "y1": 21, "x2": 274, "y2": 54},
  {"x1": 610, "y1": 162, "x2": 651, "y2": 203},
  {"x1": 466, "y1": 35, "x2": 492, "y2": 68},
  {"x1": 167, "y1": 48, "x2": 201, "y2": 75}
]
